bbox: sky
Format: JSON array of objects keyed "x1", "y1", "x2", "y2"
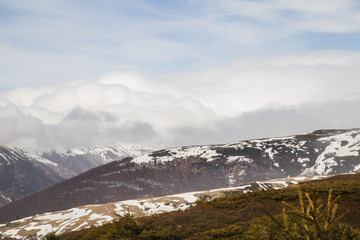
[{"x1": 1, "y1": 0, "x2": 360, "y2": 149}]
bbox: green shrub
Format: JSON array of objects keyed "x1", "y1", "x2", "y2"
[
  {"x1": 46, "y1": 232, "x2": 61, "y2": 240},
  {"x1": 253, "y1": 188, "x2": 360, "y2": 240},
  {"x1": 98, "y1": 214, "x2": 143, "y2": 240},
  {"x1": 188, "y1": 224, "x2": 245, "y2": 240},
  {"x1": 139, "y1": 226, "x2": 182, "y2": 240}
]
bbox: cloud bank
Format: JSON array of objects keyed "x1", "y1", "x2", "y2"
[{"x1": 1, "y1": 51, "x2": 360, "y2": 149}]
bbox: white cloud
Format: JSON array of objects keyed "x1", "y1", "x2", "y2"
[
  {"x1": 0, "y1": 51, "x2": 360, "y2": 149},
  {"x1": 0, "y1": 71, "x2": 216, "y2": 148},
  {"x1": 166, "y1": 51, "x2": 360, "y2": 115},
  {"x1": 170, "y1": 99, "x2": 360, "y2": 146}
]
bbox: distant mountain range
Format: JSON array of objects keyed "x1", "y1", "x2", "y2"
[
  {"x1": 0, "y1": 144, "x2": 150, "y2": 207},
  {"x1": 0, "y1": 128, "x2": 359, "y2": 224}
]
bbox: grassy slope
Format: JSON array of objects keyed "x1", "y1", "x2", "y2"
[{"x1": 58, "y1": 173, "x2": 360, "y2": 239}]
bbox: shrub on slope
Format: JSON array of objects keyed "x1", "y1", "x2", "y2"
[{"x1": 57, "y1": 173, "x2": 360, "y2": 240}]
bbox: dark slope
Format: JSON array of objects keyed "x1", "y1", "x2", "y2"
[
  {"x1": 0, "y1": 146, "x2": 64, "y2": 207},
  {"x1": 0, "y1": 157, "x2": 233, "y2": 223}
]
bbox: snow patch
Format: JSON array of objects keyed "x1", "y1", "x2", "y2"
[
  {"x1": 298, "y1": 158, "x2": 310, "y2": 164},
  {"x1": 2, "y1": 229, "x2": 21, "y2": 239},
  {"x1": 354, "y1": 164, "x2": 360, "y2": 172},
  {"x1": 293, "y1": 176, "x2": 307, "y2": 181},
  {"x1": 132, "y1": 146, "x2": 221, "y2": 164},
  {"x1": 302, "y1": 130, "x2": 360, "y2": 175},
  {"x1": 265, "y1": 148, "x2": 276, "y2": 160},
  {"x1": 227, "y1": 156, "x2": 253, "y2": 163}
]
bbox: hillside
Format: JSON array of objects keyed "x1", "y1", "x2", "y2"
[
  {"x1": 0, "y1": 146, "x2": 63, "y2": 207},
  {"x1": 54, "y1": 172, "x2": 360, "y2": 239},
  {"x1": 0, "y1": 144, "x2": 150, "y2": 207},
  {"x1": 0, "y1": 128, "x2": 359, "y2": 224},
  {"x1": 0, "y1": 175, "x2": 324, "y2": 239}
]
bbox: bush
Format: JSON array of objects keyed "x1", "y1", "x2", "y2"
[
  {"x1": 251, "y1": 188, "x2": 360, "y2": 240},
  {"x1": 98, "y1": 214, "x2": 143, "y2": 240},
  {"x1": 46, "y1": 233, "x2": 61, "y2": 240}
]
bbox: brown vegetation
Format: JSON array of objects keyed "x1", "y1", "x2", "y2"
[{"x1": 53, "y1": 173, "x2": 360, "y2": 239}]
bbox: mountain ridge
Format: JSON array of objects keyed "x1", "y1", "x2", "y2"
[
  {"x1": 0, "y1": 128, "x2": 359, "y2": 224},
  {"x1": 0, "y1": 144, "x2": 151, "y2": 208}
]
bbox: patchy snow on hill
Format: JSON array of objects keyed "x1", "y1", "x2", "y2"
[
  {"x1": 302, "y1": 130, "x2": 360, "y2": 175},
  {"x1": 0, "y1": 175, "x2": 326, "y2": 240},
  {"x1": 133, "y1": 129, "x2": 360, "y2": 177},
  {"x1": 132, "y1": 145, "x2": 221, "y2": 164}
]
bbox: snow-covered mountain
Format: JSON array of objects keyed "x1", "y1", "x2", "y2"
[
  {"x1": 134, "y1": 128, "x2": 360, "y2": 178},
  {"x1": 27, "y1": 144, "x2": 151, "y2": 179},
  {"x1": 0, "y1": 128, "x2": 359, "y2": 224},
  {"x1": 0, "y1": 144, "x2": 151, "y2": 207},
  {"x1": 0, "y1": 146, "x2": 63, "y2": 207},
  {"x1": 0, "y1": 175, "x2": 326, "y2": 240}
]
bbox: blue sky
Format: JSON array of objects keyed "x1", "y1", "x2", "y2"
[
  {"x1": 1, "y1": 0, "x2": 360, "y2": 89},
  {"x1": 1, "y1": 0, "x2": 360, "y2": 148}
]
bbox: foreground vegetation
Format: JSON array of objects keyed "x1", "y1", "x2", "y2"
[{"x1": 52, "y1": 173, "x2": 360, "y2": 239}]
